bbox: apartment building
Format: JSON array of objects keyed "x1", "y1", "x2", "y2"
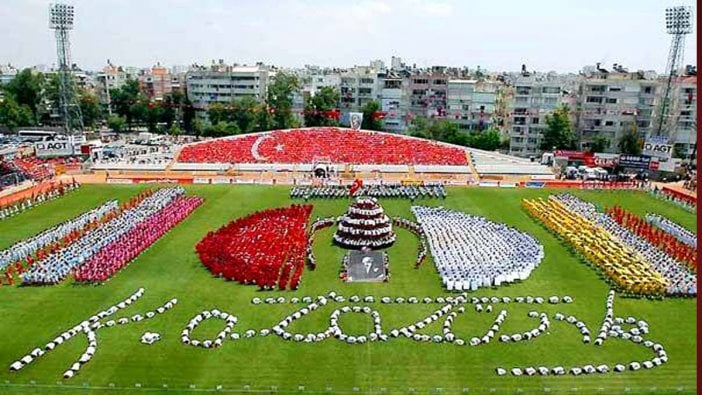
[
  {"x1": 577, "y1": 69, "x2": 658, "y2": 153},
  {"x1": 669, "y1": 76, "x2": 696, "y2": 157},
  {"x1": 447, "y1": 80, "x2": 500, "y2": 131},
  {"x1": 408, "y1": 67, "x2": 448, "y2": 118},
  {"x1": 507, "y1": 74, "x2": 575, "y2": 157},
  {"x1": 186, "y1": 63, "x2": 269, "y2": 118},
  {"x1": 378, "y1": 71, "x2": 408, "y2": 133},
  {"x1": 95, "y1": 62, "x2": 137, "y2": 107},
  {"x1": 139, "y1": 63, "x2": 172, "y2": 100}
]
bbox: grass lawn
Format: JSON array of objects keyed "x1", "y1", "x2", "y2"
[{"x1": 0, "y1": 185, "x2": 696, "y2": 394}]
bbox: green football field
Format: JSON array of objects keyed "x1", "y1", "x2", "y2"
[{"x1": 0, "y1": 185, "x2": 696, "y2": 394}]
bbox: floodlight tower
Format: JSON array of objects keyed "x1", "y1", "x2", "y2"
[
  {"x1": 653, "y1": 6, "x2": 692, "y2": 138},
  {"x1": 49, "y1": 3, "x2": 83, "y2": 134}
]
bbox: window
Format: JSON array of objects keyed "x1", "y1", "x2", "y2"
[
  {"x1": 412, "y1": 89, "x2": 426, "y2": 96},
  {"x1": 531, "y1": 117, "x2": 539, "y2": 125},
  {"x1": 590, "y1": 85, "x2": 606, "y2": 92},
  {"x1": 413, "y1": 78, "x2": 429, "y2": 85},
  {"x1": 586, "y1": 96, "x2": 603, "y2": 103},
  {"x1": 606, "y1": 98, "x2": 617, "y2": 104},
  {"x1": 609, "y1": 87, "x2": 621, "y2": 92},
  {"x1": 644, "y1": 86, "x2": 653, "y2": 94},
  {"x1": 433, "y1": 79, "x2": 446, "y2": 85},
  {"x1": 360, "y1": 78, "x2": 374, "y2": 84},
  {"x1": 605, "y1": 121, "x2": 614, "y2": 126}
]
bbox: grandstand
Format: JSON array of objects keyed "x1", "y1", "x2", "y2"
[{"x1": 168, "y1": 128, "x2": 553, "y2": 182}]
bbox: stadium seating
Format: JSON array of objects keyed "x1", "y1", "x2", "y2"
[{"x1": 177, "y1": 128, "x2": 469, "y2": 166}]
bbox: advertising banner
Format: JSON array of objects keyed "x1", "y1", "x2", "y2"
[
  {"x1": 593, "y1": 153, "x2": 619, "y2": 168},
  {"x1": 34, "y1": 141, "x2": 74, "y2": 158},
  {"x1": 642, "y1": 141, "x2": 673, "y2": 160},
  {"x1": 618, "y1": 155, "x2": 651, "y2": 169},
  {"x1": 525, "y1": 181, "x2": 545, "y2": 188}
]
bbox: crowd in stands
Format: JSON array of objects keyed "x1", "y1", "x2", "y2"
[
  {"x1": 74, "y1": 195, "x2": 202, "y2": 282},
  {"x1": 523, "y1": 197, "x2": 668, "y2": 296},
  {"x1": 196, "y1": 204, "x2": 313, "y2": 290},
  {"x1": 177, "y1": 128, "x2": 469, "y2": 166},
  {"x1": 0, "y1": 181, "x2": 80, "y2": 221},
  {"x1": 290, "y1": 183, "x2": 447, "y2": 200},
  {"x1": 22, "y1": 188, "x2": 184, "y2": 285},
  {"x1": 411, "y1": 206, "x2": 544, "y2": 291},
  {"x1": 552, "y1": 194, "x2": 695, "y2": 296}
]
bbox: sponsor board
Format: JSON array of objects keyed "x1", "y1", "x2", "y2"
[
  {"x1": 106, "y1": 178, "x2": 133, "y2": 184},
  {"x1": 193, "y1": 178, "x2": 210, "y2": 184},
  {"x1": 643, "y1": 141, "x2": 673, "y2": 160},
  {"x1": 35, "y1": 141, "x2": 74, "y2": 158},
  {"x1": 499, "y1": 182, "x2": 517, "y2": 188},
  {"x1": 212, "y1": 178, "x2": 231, "y2": 184},
  {"x1": 618, "y1": 155, "x2": 651, "y2": 170},
  {"x1": 131, "y1": 178, "x2": 194, "y2": 184},
  {"x1": 594, "y1": 153, "x2": 619, "y2": 168},
  {"x1": 525, "y1": 181, "x2": 545, "y2": 188},
  {"x1": 478, "y1": 181, "x2": 499, "y2": 187},
  {"x1": 530, "y1": 174, "x2": 556, "y2": 180}
]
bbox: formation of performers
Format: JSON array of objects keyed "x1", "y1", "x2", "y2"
[
  {"x1": 392, "y1": 217, "x2": 428, "y2": 268},
  {"x1": 290, "y1": 183, "x2": 447, "y2": 200},
  {"x1": 74, "y1": 194, "x2": 203, "y2": 282},
  {"x1": 553, "y1": 194, "x2": 695, "y2": 296},
  {"x1": 0, "y1": 181, "x2": 80, "y2": 221},
  {"x1": 608, "y1": 207, "x2": 696, "y2": 272},
  {"x1": 196, "y1": 204, "x2": 313, "y2": 290},
  {"x1": 333, "y1": 197, "x2": 397, "y2": 250},
  {"x1": 645, "y1": 213, "x2": 696, "y2": 248},
  {"x1": 7, "y1": 188, "x2": 199, "y2": 285},
  {"x1": 0, "y1": 200, "x2": 118, "y2": 278},
  {"x1": 411, "y1": 206, "x2": 544, "y2": 291}
]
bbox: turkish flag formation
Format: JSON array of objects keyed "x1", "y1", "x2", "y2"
[{"x1": 196, "y1": 204, "x2": 314, "y2": 290}]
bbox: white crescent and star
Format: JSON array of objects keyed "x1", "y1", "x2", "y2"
[{"x1": 251, "y1": 134, "x2": 286, "y2": 161}]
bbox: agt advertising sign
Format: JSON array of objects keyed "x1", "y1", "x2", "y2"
[
  {"x1": 34, "y1": 141, "x2": 74, "y2": 158},
  {"x1": 642, "y1": 141, "x2": 673, "y2": 160}
]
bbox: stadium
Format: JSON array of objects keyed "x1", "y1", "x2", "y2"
[{"x1": 0, "y1": 125, "x2": 696, "y2": 394}]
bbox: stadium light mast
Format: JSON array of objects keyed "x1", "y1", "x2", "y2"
[
  {"x1": 653, "y1": 6, "x2": 692, "y2": 139},
  {"x1": 49, "y1": 3, "x2": 84, "y2": 134}
]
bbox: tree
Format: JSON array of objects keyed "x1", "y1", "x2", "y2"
[
  {"x1": 182, "y1": 97, "x2": 196, "y2": 133},
  {"x1": 203, "y1": 121, "x2": 240, "y2": 137},
  {"x1": 408, "y1": 116, "x2": 432, "y2": 138},
  {"x1": 589, "y1": 135, "x2": 610, "y2": 153},
  {"x1": 107, "y1": 115, "x2": 127, "y2": 133},
  {"x1": 0, "y1": 96, "x2": 35, "y2": 128},
  {"x1": 540, "y1": 105, "x2": 576, "y2": 151},
  {"x1": 78, "y1": 90, "x2": 102, "y2": 128},
  {"x1": 467, "y1": 128, "x2": 501, "y2": 151},
  {"x1": 617, "y1": 124, "x2": 642, "y2": 155},
  {"x1": 110, "y1": 79, "x2": 142, "y2": 130},
  {"x1": 303, "y1": 86, "x2": 339, "y2": 127},
  {"x1": 267, "y1": 72, "x2": 299, "y2": 130},
  {"x1": 409, "y1": 117, "x2": 468, "y2": 146},
  {"x1": 208, "y1": 96, "x2": 270, "y2": 134},
  {"x1": 168, "y1": 123, "x2": 182, "y2": 136},
  {"x1": 361, "y1": 100, "x2": 384, "y2": 131},
  {"x1": 3, "y1": 69, "x2": 44, "y2": 122}
]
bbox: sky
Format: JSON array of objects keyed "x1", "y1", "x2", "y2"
[{"x1": 0, "y1": 0, "x2": 697, "y2": 73}]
